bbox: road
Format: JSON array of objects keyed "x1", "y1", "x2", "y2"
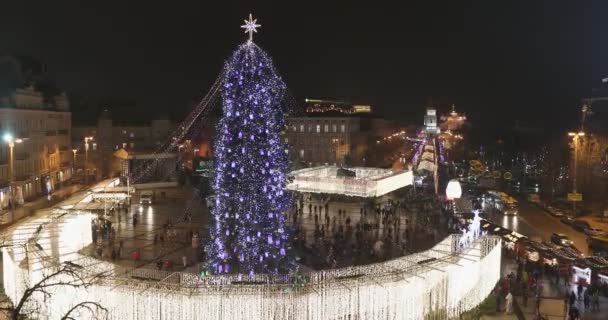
[{"x1": 485, "y1": 200, "x2": 590, "y2": 255}]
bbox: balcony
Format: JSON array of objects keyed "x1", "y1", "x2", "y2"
[{"x1": 45, "y1": 130, "x2": 57, "y2": 136}]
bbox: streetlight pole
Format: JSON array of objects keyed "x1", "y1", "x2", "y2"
[
  {"x1": 84, "y1": 136, "x2": 93, "y2": 185},
  {"x1": 3, "y1": 134, "x2": 23, "y2": 209},
  {"x1": 72, "y1": 149, "x2": 77, "y2": 181},
  {"x1": 8, "y1": 141, "x2": 14, "y2": 186},
  {"x1": 568, "y1": 132, "x2": 585, "y2": 215}
]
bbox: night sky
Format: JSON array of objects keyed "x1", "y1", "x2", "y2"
[{"x1": 0, "y1": 1, "x2": 606, "y2": 131}]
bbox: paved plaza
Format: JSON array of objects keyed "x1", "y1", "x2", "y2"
[{"x1": 83, "y1": 187, "x2": 450, "y2": 273}]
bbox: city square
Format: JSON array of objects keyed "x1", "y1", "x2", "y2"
[{"x1": 1, "y1": 3, "x2": 608, "y2": 320}]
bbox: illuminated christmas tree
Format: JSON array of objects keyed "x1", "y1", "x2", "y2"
[{"x1": 208, "y1": 15, "x2": 293, "y2": 275}]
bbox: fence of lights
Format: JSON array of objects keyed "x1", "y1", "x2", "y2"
[
  {"x1": 287, "y1": 166, "x2": 414, "y2": 197},
  {"x1": 2, "y1": 208, "x2": 501, "y2": 320}
]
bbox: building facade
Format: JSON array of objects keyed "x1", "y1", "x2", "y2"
[
  {"x1": 0, "y1": 86, "x2": 72, "y2": 206},
  {"x1": 72, "y1": 110, "x2": 174, "y2": 179},
  {"x1": 285, "y1": 99, "x2": 395, "y2": 167}
]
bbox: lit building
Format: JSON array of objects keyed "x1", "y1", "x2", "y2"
[
  {"x1": 72, "y1": 109, "x2": 174, "y2": 179},
  {"x1": 0, "y1": 53, "x2": 73, "y2": 206},
  {"x1": 440, "y1": 104, "x2": 467, "y2": 132},
  {"x1": 424, "y1": 108, "x2": 439, "y2": 135},
  {"x1": 285, "y1": 99, "x2": 395, "y2": 167}
]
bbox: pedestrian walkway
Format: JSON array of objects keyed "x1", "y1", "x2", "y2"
[
  {"x1": 0, "y1": 184, "x2": 84, "y2": 226},
  {"x1": 498, "y1": 256, "x2": 608, "y2": 319}
]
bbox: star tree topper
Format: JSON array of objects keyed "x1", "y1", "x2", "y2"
[{"x1": 241, "y1": 13, "x2": 261, "y2": 42}]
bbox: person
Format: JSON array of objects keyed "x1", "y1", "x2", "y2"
[
  {"x1": 583, "y1": 289, "x2": 590, "y2": 310},
  {"x1": 592, "y1": 289, "x2": 600, "y2": 311},
  {"x1": 132, "y1": 250, "x2": 140, "y2": 266},
  {"x1": 577, "y1": 283, "x2": 583, "y2": 300},
  {"x1": 156, "y1": 259, "x2": 163, "y2": 270},
  {"x1": 182, "y1": 255, "x2": 188, "y2": 268},
  {"x1": 505, "y1": 291, "x2": 513, "y2": 314},
  {"x1": 569, "y1": 290, "x2": 576, "y2": 307},
  {"x1": 569, "y1": 305, "x2": 580, "y2": 320},
  {"x1": 534, "y1": 293, "x2": 541, "y2": 316},
  {"x1": 522, "y1": 284, "x2": 529, "y2": 307},
  {"x1": 495, "y1": 288, "x2": 502, "y2": 312}
]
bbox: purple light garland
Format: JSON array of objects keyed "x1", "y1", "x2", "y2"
[{"x1": 207, "y1": 42, "x2": 293, "y2": 275}]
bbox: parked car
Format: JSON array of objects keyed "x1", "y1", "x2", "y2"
[
  {"x1": 551, "y1": 209, "x2": 565, "y2": 218},
  {"x1": 572, "y1": 220, "x2": 591, "y2": 232},
  {"x1": 560, "y1": 216, "x2": 575, "y2": 225},
  {"x1": 584, "y1": 227, "x2": 605, "y2": 237},
  {"x1": 551, "y1": 233, "x2": 574, "y2": 247}
]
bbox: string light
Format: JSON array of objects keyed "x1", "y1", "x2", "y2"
[
  {"x1": 287, "y1": 166, "x2": 413, "y2": 197},
  {"x1": 206, "y1": 41, "x2": 294, "y2": 275},
  {"x1": 2, "y1": 211, "x2": 502, "y2": 319}
]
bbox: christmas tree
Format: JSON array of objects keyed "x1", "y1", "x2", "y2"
[{"x1": 207, "y1": 15, "x2": 293, "y2": 275}]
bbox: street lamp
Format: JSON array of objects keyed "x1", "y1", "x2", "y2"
[
  {"x1": 568, "y1": 131, "x2": 585, "y2": 215},
  {"x1": 3, "y1": 133, "x2": 24, "y2": 208},
  {"x1": 71, "y1": 149, "x2": 77, "y2": 180},
  {"x1": 84, "y1": 136, "x2": 93, "y2": 184}
]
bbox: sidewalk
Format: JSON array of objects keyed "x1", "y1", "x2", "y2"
[
  {"x1": 0, "y1": 184, "x2": 84, "y2": 227},
  {"x1": 499, "y1": 257, "x2": 608, "y2": 320}
]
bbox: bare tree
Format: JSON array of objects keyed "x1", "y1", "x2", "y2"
[
  {"x1": 0, "y1": 262, "x2": 109, "y2": 320},
  {"x1": 61, "y1": 301, "x2": 108, "y2": 320}
]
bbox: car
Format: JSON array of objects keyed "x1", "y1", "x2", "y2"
[
  {"x1": 550, "y1": 208, "x2": 563, "y2": 216},
  {"x1": 584, "y1": 227, "x2": 605, "y2": 237},
  {"x1": 560, "y1": 216, "x2": 575, "y2": 225},
  {"x1": 572, "y1": 220, "x2": 591, "y2": 232},
  {"x1": 504, "y1": 203, "x2": 518, "y2": 216},
  {"x1": 139, "y1": 191, "x2": 153, "y2": 205},
  {"x1": 551, "y1": 233, "x2": 574, "y2": 247}
]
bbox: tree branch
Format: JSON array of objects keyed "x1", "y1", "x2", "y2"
[{"x1": 61, "y1": 301, "x2": 108, "y2": 320}]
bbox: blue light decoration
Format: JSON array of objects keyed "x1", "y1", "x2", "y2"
[{"x1": 207, "y1": 42, "x2": 293, "y2": 275}]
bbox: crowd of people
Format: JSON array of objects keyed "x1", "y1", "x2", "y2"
[
  {"x1": 495, "y1": 247, "x2": 604, "y2": 319},
  {"x1": 287, "y1": 190, "x2": 451, "y2": 269},
  {"x1": 89, "y1": 198, "x2": 202, "y2": 272}
]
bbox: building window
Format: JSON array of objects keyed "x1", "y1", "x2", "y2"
[
  {"x1": 332, "y1": 124, "x2": 337, "y2": 133},
  {"x1": 324, "y1": 124, "x2": 329, "y2": 132},
  {"x1": 340, "y1": 124, "x2": 346, "y2": 133},
  {"x1": 299, "y1": 149, "x2": 304, "y2": 159},
  {"x1": 316, "y1": 125, "x2": 321, "y2": 133},
  {"x1": 300, "y1": 124, "x2": 305, "y2": 132},
  {"x1": 92, "y1": 143, "x2": 97, "y2": 150},
  {"x1": 122, "y1": 143, "x2": 127, "y2": 149},
  {"x1": 130, "y1": 142, "x2": 135, "y2": 148},
  {"x1": 292, "y1": 125, "x2": 296, "y2": 132},
  {"x1": 284, "y1": 138, "x2": 289, "y2": 143}
]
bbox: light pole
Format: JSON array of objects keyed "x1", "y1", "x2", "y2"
[
  {"x1": 71, "y1": 149, "x2": 77, "y2": 181},
  {"x1": 3, "y1": 133, "x2": 23, "y2": 208},
  {"x1": 568, "y1": 131, "x2": 585, "y2": 215},
  {"x1": 84, "y1": 136, "x2": 93, "y2": 184}
]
